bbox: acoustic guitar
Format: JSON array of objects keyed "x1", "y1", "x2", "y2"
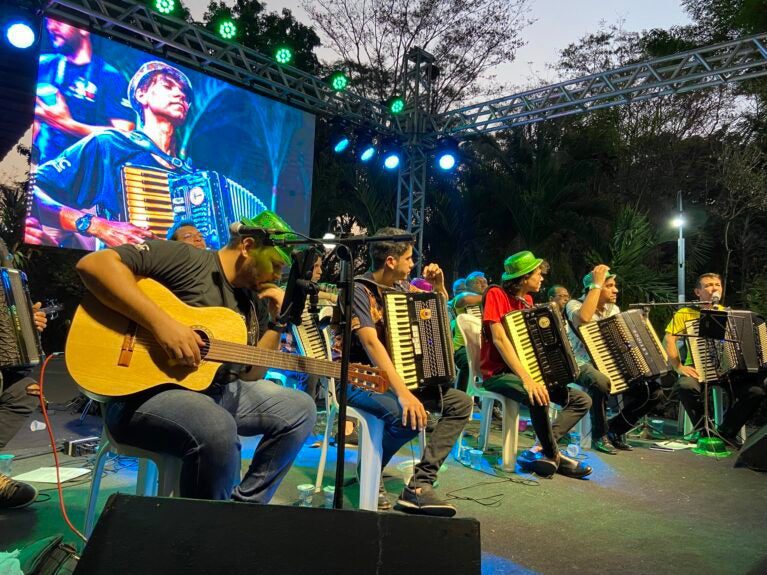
[{"x1": 65, "y1": 278, "x2": 388, "y2": 401}]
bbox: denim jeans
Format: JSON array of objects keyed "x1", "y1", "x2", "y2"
[
  {"x1": 675, "y1": 374, "x2": 767, "y2": 437},
  {"x1": 454, "y1": 347, "x2": 470, "y2": 393},
  {"x1": 577, "y1": 363, "x2": 663, "y2": 437},
  {"x1": 0, "y1": 371, "x2": 38, "y2": 449},
  {"x1": 482, "y1": 373, "x2": 591, "y2": 459},
  {"x1": 105, "y1": 380, "x2": 316, "y2": 503},
  {"x1": 346, "y1": 384, "x2": 473, "y2": 488}
]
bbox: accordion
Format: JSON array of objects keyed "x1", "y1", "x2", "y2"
[
  {"x1": 383, "y1": 291, "x2": 455, "y2": 389},
  {"x1": 685, "y1": 310, "x2": 767, "y2": 383},
  {"x1": 0, "y1": 268, "x2": 44, "y2": 369},
  {"x1": 579, "y1": 310, "x2": 669, "y2": 394},
  {"x1": 291, "y1": 308, "x2": 330, "y2": 361},
  {"x1": 465, "y1": 304, "x2": 483, "y2": 321},
  {"x1": 501, "y1": 304, "x2": 579, "y2": 392},
  {"x1": 121, "y1": 165, "x2": 268, "y2": 249}
]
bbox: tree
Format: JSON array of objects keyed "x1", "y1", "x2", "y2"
[{"x1": 302, "y1": 0, "x2": 533, "y2": 111}]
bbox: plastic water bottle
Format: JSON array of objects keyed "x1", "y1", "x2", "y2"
[
  {"x1": 566, "y1": 432, "x2": 581, "y2": 458},
  {"x1": 29, "y1": 420, "x2": 47, "y2": 432}
]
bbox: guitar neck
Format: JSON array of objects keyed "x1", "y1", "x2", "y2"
[{"x1": 206, "y1": 339, "x2": 341, "y2": 379}]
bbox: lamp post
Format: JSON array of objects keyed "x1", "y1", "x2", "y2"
[{"x1": 672, "y1": 191, "x2": 685, "y2": 303}]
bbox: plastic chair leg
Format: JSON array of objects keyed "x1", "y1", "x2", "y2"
[
  {"x1": 84, "y1": 438, "x2": 112, "y2": 538},
  {"x1": 478, "y1": 397, "x2": 494, "y2": 451},
  {"x1": 356, "y1": 415, "x2": 384, "y2": 511},
  {"x1": 315, "y1": 406, "x2": 337, "y2": 493},
  {"x1": 500, "y1": 399, "x2": 519, "y2": 471}
]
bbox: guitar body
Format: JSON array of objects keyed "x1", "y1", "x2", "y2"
[{"x1": 66, "y1": 278, "x2": 247, "y2": 401}]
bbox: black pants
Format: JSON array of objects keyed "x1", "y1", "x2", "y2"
[
  {"x1": 675, "y1": 374, "x2": 767, "y2": 438},
  {"x1": 577, "y1": 363, "x2": 664, "y2": 438},
  {"x1": 454, "y1": 347, "x2": 469, "y2": 393},
  {"x1": 482, "y1": 373, "x2": 591, "y2": 459},
  {"x1": 0, "y1": 370, "x2": 38, "y2": 449}
]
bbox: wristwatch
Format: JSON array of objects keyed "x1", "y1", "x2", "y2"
[{"x1": 75, "y1": 213, "x2": 95, "y2": 235}]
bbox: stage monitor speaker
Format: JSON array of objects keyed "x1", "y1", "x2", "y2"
[
  {"x1": 734, "y1": 423, "x2": 767, "y2": 472},
  {"x1": 74, "y1": 494, "x2": 482, "y2": 575}
]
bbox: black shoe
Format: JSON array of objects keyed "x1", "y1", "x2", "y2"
[
  {"x1": 718, "y1": 430, "x2": 744, "y2": 450},
  {"x1": 0, "y1": 473, "x2": 38, "y2": 509},
  {"x1": 332, "y1": 426, "x2": 359, "y2": 447},
  {"x1": 530, "y1": 454, "x2": 558, "y2": 478},
  {"x1": 607, "y1": 431, "x2": 633, "y2": 451},
  {"x1": 397, "y1": 484, "x2": 456, "y2": 517},
  {"x1": 557, "y1": 454, "x2": 592, "y2": 479},
  {"x1": 592, "y1": 436, "x2": 618, "y2": 455}
]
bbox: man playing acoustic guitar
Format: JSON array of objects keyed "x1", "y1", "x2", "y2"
[{"x1": 74, "y1": 211, "x2": 317, "y2": 503}]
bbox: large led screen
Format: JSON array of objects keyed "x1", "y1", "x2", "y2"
[{"x1": 26, "y1": 17, "x2": 315, "y2": 251}]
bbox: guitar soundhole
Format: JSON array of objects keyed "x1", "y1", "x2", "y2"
[{"x1": 194, "y1": 329, "x2": 211, "y2": 358}]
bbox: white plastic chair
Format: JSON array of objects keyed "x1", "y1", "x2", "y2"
[
  {"x1": 84, "y1": 407, "x2": 182, "y2": 537},
  {"x1": 456, "y1": 314, "x2": 519, "y2": 471}
]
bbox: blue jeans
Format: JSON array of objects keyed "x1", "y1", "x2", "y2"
[
  {"x1": 105, "y1": 380, "x2": 316, "y2": 503},
  {"x1": 346, "y1": 385, "x2": 473, "y2": 487}
]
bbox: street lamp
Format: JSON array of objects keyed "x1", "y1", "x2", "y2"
[{"x1": 672, "y1": 192, "x2": 685, "y2": 303}]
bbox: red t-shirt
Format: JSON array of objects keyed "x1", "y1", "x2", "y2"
[{"x1": 480, "y1": 287, "x2": 532, "y2": 380}]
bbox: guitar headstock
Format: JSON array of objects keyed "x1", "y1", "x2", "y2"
[{"x1": 348, "y1": 363, "x2": 389, "y2": 394}]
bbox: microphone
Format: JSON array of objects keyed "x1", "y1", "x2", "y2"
[
  {"x1": 229, "y1": 222, "x2": 289, "y2": 237},
  {"x1": 711, "y1": 291, "x2": 722, "y2": 305}
]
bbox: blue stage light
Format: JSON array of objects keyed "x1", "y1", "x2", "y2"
[
  {"x1": 437, "y1": 152, "x2": 456, "y2": 171},
  {"x1": 333, "y1": 137, "x2": 350, "y2": 153},
  {"x1": 383, "y1": 152, "x2": 400, "y2": 170},
  {"x1": 359, "y1": 145, "x2": 376, "y2": 162},
  {"x1": 5, "y1": 22, "x2": 36, "y2": 49}
]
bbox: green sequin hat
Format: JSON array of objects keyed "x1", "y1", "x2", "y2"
[
  {"x1": 502, "y1": 251, "x2": 543, "y2": 282},
  {"x1": 239, "y1": 210, "x2": 296, "y2": 265}
]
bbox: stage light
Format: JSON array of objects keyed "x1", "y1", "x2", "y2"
[
  {"x1": 275, "y1": 46, "x2": 293, "y2": 65},
  {"x1": 332, "y1": 136, "x2": 350, "y2": 154},
  {"x1": 381, "y1": 137, "x2": 402, "y2": 170},
  {"x1": 154, "y1": 0, "x2": 175, "y2": 15},
  {"x1": 671, "y1": 216, "x2": 685, "y2": 228},
  {"x1": 5, "y1": 21, "x2": 36, "y2": 49},
  {"x1": 328, "y1": 71, "x2": 349, "y2": 92},
  {"x1": 387, "y1": 96, "x2": 405, "y2": 115},
  {"x1": 435, "y1": 138, "x2": 459, "y2": 171},
  {"x1": 359, "y1": 144, "x2": 377, "y2": 163},
  {"x1": 218, "y1": 19, "x2": 237, "y2": 40},
  {"x1": 383, "y1": 152, "x2": 400, "y2": 170}
]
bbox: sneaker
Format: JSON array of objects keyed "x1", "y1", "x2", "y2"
[
  {"x1": 0, "y1": 473, "x2": 38, "y2": 509},
  {"x1": 397, "y1": 484, "x2": 456, "y2": 517},
  {"x1": 378, "y1": 482, "x2": 392, "y2": 511}
]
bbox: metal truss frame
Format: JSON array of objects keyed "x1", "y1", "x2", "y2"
[
  {"x1": 43, "y1": 0, "x2": 400, "y2": 133},
  {"x1": 432, "y1": 32, "x2": 767, "y2": 137}
]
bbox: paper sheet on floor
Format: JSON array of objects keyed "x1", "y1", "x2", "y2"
[
  {"x1": 12, "y1": 467, "x2": 90, "y2": 483},
  {"x1": 650, "y1": 440, "x2": 694, "y2": 451}
]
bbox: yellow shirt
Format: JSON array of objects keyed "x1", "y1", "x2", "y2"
[{"x1": 665, "y1": 305, "x2": 724, "y2": 366}]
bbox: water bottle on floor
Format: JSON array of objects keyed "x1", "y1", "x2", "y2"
[{"x1": 567, "y1": 432, "x2": 581, "y2": 458}]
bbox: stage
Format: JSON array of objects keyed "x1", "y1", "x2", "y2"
[{"x1": 1, "y1": 397, "x2": 765, "y2": 575}]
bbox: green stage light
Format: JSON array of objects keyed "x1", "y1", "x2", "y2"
[
  {"x1": 275, "y1": 46, "x2": 293, "y2": 65},
  {"x1": 329, "y1": 71, "x2": 349, "y2": 91},
  {"x1": 219, "y1": 20, "x2": 237, "y2": 40},
  {"x1": 154, "y1": 0, "x2": 175, "y2": 14},
  {"x1": 387, "y1": 96, "x2": 405, "y2": 115}
]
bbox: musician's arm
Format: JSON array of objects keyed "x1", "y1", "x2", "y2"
[
  {"x1": 356, "y1": 326, "x2": 428, "y2": 430},
  {"x1": 489, "y1": 322, "x2": 549, "y2": 406},
  {"x1": 76, "y1": 249, "x2": 203, "y2": 366},
  {"x1": 575, "y1": 264, "x2": 611, "y2": 323},
  {"x1": 454, "y1": 292, "x2": 482, "y2": 308},
  {"x1": 663, "y1": 331, "x2": 698, "y2": 378}
]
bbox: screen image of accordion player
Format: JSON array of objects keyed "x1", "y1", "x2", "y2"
[{"x1": 25, "y1": 17, "x2": 315, "y2": 251}]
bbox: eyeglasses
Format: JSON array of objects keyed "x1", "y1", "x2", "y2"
[{"x1": 181, "y1": 232, "x2": 204, "y2": 241}]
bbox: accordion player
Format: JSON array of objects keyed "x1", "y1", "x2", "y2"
[
  {"x1": 579, "y1": 309, "x2": 669, "y2": 394},
  {"x1": 121, "y1": 165, "x2": 268, "y2": 249},
  {"x1": 0, "y1": 268, "x2": 44, "y2": 370},
  {"x1": 501, "y1": 303, "x2": 579, "y2": 393}
]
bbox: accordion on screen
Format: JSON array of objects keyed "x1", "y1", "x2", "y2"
[
  {"x1": 0, "y1": 268, "x2": 44, "y2": 370},
  {"x1": 121, "y1": 165, "x2": 268, "y2": 249},
  {"x1": 579, "y1": 310, "x2": 669, "y2": 394},
  {"x1": 383, "y1": 291, "x2": 455, "y2": 389},
  {"x1": 501, "y1": 304, "x2": 579, "y2": 392}
]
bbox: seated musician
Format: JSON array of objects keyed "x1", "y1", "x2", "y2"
[
  {"x1": 453, "y1": 271, "x2": 488, "y2": 393},
  {"x1": 167, "y1": 220, "x2": 207, "y2": 249},
  {"x1": 547, "y1": 284, "x2": 570, "y2": 316},
  {"x1": 75, "y1": 210, "x2": 316, "y2": 502},
  {"x1": 27, "y1": 61, "x2": 195, "y2": 249},
  {"x1": 481, "y1": 251, "x2": 592, "y2": 478},
  {"x1": 663, "y1": 273, "x2": 767, "y2": 446},
  {"x1": 565, "y1": 266, "x2": 663, "y2": 454},
  {"x1": 348, "y1": 227, "x2": 472, "y2": 516}
]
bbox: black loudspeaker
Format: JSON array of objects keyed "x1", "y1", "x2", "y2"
[
  {"x1": 734, "y1": 423, "x2": 767, "y2": 471},
  {"x1": 74, "y1": 494, "x2": 482, "y2": 575}
]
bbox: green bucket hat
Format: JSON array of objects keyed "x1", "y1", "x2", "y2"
[
  {"x1": 582, "y1": 270, "x2": 616, "y2": 291},
  {"x1": 502, "y1": 251, "x2": 543, "y2": 282},
  {"x1": 239, "y1": 210, "x2": 296, "y2": 265}
]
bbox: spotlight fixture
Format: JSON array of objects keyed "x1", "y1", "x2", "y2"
[
  {"x1": 355, "y1": 132, "x2": 378, "y2": 163},
  {"x1": 386, "y1": 96, "x2": 405, "y2": 115},
  {"x1": 275, "y1": 46, "x2": 293, "y2": 65},
  {"x1": 435, "y1": 138, "x2": 459, "y2": 171},
  {"x1": 381, "y1": 137, "x2": 402, "y2": 170},
  {"x1": 218, "y1": 19, "x2": 237, "y2": 40},
  {"x1": 328, "y1": 71, "x2": 349, "y2": 92},
  {"x1": 154, "y1": 0, "x2": 175, "y2": 15},
  {"x1": 332, "y1": 135, "x2": 351, "y2": 154},
  {"x1": 4, "y1": 20, "x2": 36, "y2": 49},
  {"x1": 328, "y1": 119, "x2": 353, "y2": 154}
]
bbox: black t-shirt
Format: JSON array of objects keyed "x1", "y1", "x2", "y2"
[{"x1": 112, "y1": 240, "x2": 268, "y2": 381}]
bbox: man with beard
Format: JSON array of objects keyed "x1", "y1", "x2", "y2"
[
  {"x1": 28, "y1": 60, "x2": 193, "y2": 249},
  {"x1": 35, "y1": 19, "x2": 134, "y2": 164},
  {"x1": 74, "y1": 210, "x2": 317, "y2": 503}
]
